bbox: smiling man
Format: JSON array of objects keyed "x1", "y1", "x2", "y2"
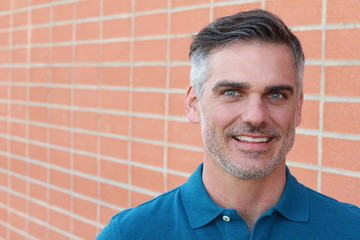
[{"x1": 96, "y1": 9, "x2": 360, "y2": 239}]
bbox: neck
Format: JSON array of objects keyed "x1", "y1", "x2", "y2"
[{"x1": 202, "y1": 160, "x2": 286, "y2": 232}]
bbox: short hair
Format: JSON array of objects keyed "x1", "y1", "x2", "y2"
[{"x1": 189, "y1": 9, "x2": 305, "y2": 98}]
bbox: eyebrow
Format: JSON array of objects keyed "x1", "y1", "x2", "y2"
[
  {"x1": 265, "y1": 85, "x2": 294, "y2": 95},
  {"x1": 212, "y1": 80, "x2": 250, "y2": 92}
]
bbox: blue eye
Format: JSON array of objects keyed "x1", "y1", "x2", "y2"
[
  {"x1": 223, "y1": 90, "x2": 239, "y2": 97},
  {"x1": 269, "y1": 93, "x2": 285, "y2": 99}
]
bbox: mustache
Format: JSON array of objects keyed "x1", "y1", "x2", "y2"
[{"x1": 226, "y1": 123, "x2": 281, "y2": 138}]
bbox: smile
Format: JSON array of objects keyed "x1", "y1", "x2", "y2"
[{"x1": 233, "y1": 136, "x2": 271, "y2": 143}]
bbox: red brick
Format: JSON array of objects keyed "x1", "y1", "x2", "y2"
[
  {"x1": 266, "y1": 0, "x2": 322, "y2": 26},
  {"x1": 132, "y1": 166, "x2": 164, "y2": 192},
  {"x1": 168, "y1": 147, "x2": 202, "y2": 173},
  {"x1": 323, "y1": 138, "x2": 360, "y2": 172},
  {"x1": 10, "y1": 231, "x2": 26, "y2": 240},
  {"x1": 170, "y1": 37, "x2": 192, "y2": 61},
  {"x1": 102, "y1": 42, "x2": 131, "y2": 62},
  {"x1": 49, "y1": 231, "x2": 69, "y2": 240},
  {"x1": 322, "y1": 173, "x2": 360, "y2": 206},
  {"x1": 74, "y1": 89, "x2": 99, "y2": 108},
  {"x1": 11, "y1": 49, "x2": 27, "y2": 63},
  {"x1": 11, "y1": 176, "x2": 27, "y2": 194},
  {"x1": 327, "y1": 0, "x2": 360, "y2": 23},
  {"x1": 289, "y1": 167, "x2": 318, "y2": 191},
  {"x1": 133, "y1": 66, "x2": 167, "y2": 88},
  {"x1": 133, "y1": 39, "x2": 167, "y2": 61},
  {"x1": 74, "y1": 176, "x2": 98, "y2": 198},
  {"x1": 29, "y1": 163, "x2": 47, "y2": 182},
  {"x1": 169, "y1": 92, "x2": 186, "y2": 116},
  {"x1": 295, "y1": 30, "x2": 322, "y2": 60},
  {"x1": 135, "y1": 0, "x2": 167, "y2": 11},
  {"x1": 49, "y1": 209, "x2": 70, "y2": 231},
  {"x1": 50, "y1": 169, "x2": 71, "y2": 189},
  {"x1": 100, "y1": 136, "x2": 128, "y2": 159},
  {"x1": 325, "y1": 66, "x2": 360, "y2": 97},
  {"x1": 288, "y1": 134, "x2": 318, "y2": 165},
  {"x1": 326, "y1": 29, "x2": 360, "y2": 60},
  {"x1": 324, "y1": 102, "x2": 360, "y2": 134},
  {"x1": 76, "y1": 21, "x2": 100, "y2": 40},
  {"x1": 52, "y1": 67, "x2": 72, "y2": 84},
  {"x1": 100, "y1": 113, "x2": 129, "y2": 135},
  {"x1": 172, "y1": 0, "x2": 209, "y2": 7},
  {"x1": 76, "y1": 43, "x2": 101, "y2": 62},
  {"x1": 167, "y1": 173, "x2": 188, "y2": 191},
  {"x1": 11, "y1": 141, "x2": 26, "y2": 159},
  {"x1": 10, "y1": 104, "x2": 26, "y2": 119},
  {"x1": 100, "y1": 205, "x2": 118, "y2": 225},
  {"x1": 298, "y1": 100, "x2": 320, "y2": 130},
  {"x1": 73, "y1": 132, "x2": 98, "y2": 153},
  {"x1": 31, "y1": 47, "x2": 49, "y2": 63},
  {"x1": 101, "y1": 90, "x2": 129, "y2": 111},
  {"x1": 31, "y1": 27, "x2": 49, "y2": 44},
  {"x1": 50, "y1": 108, "x2": 71, "y2": 126},
  {"x1": 132, "y1": 92, "x2": 166, "y2": 114},
  {"x1": 12, "y1": 0, "x2": 29, "y2": 9},
  {"x1": 29, "y1": 182, "x2": 47, "y2": 201},
  {"x1": 32, "y1": 7, "x2": 50, "y2": 25},
  {"x1": 10, "y1": 86, "x2": 27, "y2": 101},
  {"x1": 167, "y1": 120, "x2": 202, "y2": 146},
  {"x1": 73, "y1": 219, "x2": 97, "y2": 240},
  {"x1": 30, "y1": 67, "x2": 48, "y2": 83},
  {"x1": 169, "y1": 66, "x2": 191, "y2": 89},
  {"x1": 0, "y1": 49, "x2": 10, "y2": 63},
  {"x1": 100, "y1": 160, "x2": 128, "y2": 183},
  {"x1": 52, "y1": 24, "x2": 73, "y2": 43},
  {"x1": 0, "y1": 32, "x2": 9, "y2": 46},
  {"x1": 51, "y1": 45, "x2": 73, "y2": 63},
  {"x1": 130, "y1": 191, "x2": 155, "y2": 207},
  {"x1": 74, "y1": 154, "x2": 97, "y2": 175},
  {"x1": 73, "y1": 197, "x2": 97, "y2": 220},
  {"x1": 9, "y1": 212, "x2": 26, "y2": 232},
  {"x1": 12, "y1": 30, "x2": 28, "y2": 45},
  {"x1": 0, "y1": 2, "x2": 10, "y2": 12},
  {"x1": 103, "y1": 0, "x2": 132, "y2": 15},
  {"x1": 213, "y1": 3, "x2": 261, "y2": 19},
  {"x1": 29, "y1": 86, "x2": 49, "y2": 102},
  {"x1": 13, "y1": 11, "x2": 28, "y2": 27},
  {"x1": 50, "y1": 87, "x2": 71, "y2": 105},
  {"x1": 76, "y1": 0, "x2": 100, "y2": 19},
  {"x1": 50, "y1": 189, "x2": 71, "y2": 210},
  {"x1": 135, "y1": 13, "x2": 168, "y2": 37},
  {"x1": 29, "y1": 201, "x2": 47, "y2": 221},
  {"x1": 74, "y1": 111, "x2": 99, "y2": 131},
  {"x1": 304, "y1": 66, "x2": 321, "y2": 94},
  {"x1": 50, "y1": 129, "x2": 71, "y2": 148},
  {"x1": 29, "y1": 125, "x2": 47, "y2": 142},
  {"x1": 53, "y1": 3, "x2": 74, "y2": 21},
  {"x1": 10, "y1": 122, "x2": 26, "y2": 138},
  {"x1": 103, "y1": 18, "x2": 131, "y2": 39},
  {"x1": 131, "y1": 142, "x2": 164, "y2": 167},
  {"x1": 29, "y1": 106, "x2": 48, "y2": 123},
  {"x1": 28, "y1": 220, "x2": 47, "y2": 240},
  {"x1": 102, "y1": 67, "x2": 130, "y2": 86},
  {"x1": 29, "y1": 144, "x2": 47, "y2": 163},
  {"x1": 10, "y1": 195, "x2": 26, "y2": 213},
  {"x1": 132, "y1": 117, "x2": 165, "y2": 141},
  {"x1": 171, "y1": 8, "x2": 210, "y2": 34},
  {"x1": 100, "y1": 183, "x2": 128, "y2": 207},
  {"x1": 50, "y1": 149, "x2": 71, "y2": 168}
]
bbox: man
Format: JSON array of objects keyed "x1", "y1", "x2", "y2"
[{"x1": 96, "y1": 9, "x2": 360, "y2": 239}]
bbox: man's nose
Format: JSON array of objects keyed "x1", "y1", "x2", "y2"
[{"x1": 240, "y1": 96, "x2": 268, "y2": 126}]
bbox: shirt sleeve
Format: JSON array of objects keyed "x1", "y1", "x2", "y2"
[{"x1": 95, "y1": 217, "x2": 121, "y2": 240}]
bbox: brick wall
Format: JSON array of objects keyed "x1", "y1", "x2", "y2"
[{"x1": 0, "y1": 0, "x2": 359, "y2": 239}]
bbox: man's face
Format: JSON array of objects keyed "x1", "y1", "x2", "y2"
[{"x1": 186, "y1": 42, "x2": 303, "y2": 179}]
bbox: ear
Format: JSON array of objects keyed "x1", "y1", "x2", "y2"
[
  {"x1": 185, "y1": 86, "x2": 201, "y2": 123},
  {"x1": 295, "y1": 92, "x2": 303, "y2": 127}
]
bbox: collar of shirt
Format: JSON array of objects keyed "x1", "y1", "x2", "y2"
[{"x1": 181, "y1": 164, "x2": 309, "y2": 229}]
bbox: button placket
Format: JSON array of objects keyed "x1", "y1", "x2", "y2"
[{"x1": 222, "y1": 215, "x2": 231, "y2": 222}]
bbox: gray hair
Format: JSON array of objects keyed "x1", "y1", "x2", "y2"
[{"x1": 189, "y1": 9, "x2": 305, "y2": 98}]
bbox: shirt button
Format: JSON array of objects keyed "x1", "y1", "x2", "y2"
[{"x1": 222, "y1": 215, "x2": 231, "y2": 222}]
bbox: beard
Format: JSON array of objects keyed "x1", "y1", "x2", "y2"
[{"x1": 201, "y1": 117, "x2": 296, "y2": 179}]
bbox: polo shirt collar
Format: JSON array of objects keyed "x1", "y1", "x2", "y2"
[
  {"x1": 182, "y1": 164, "x2": 224, "y2": 229},
  {"x1": 273, "y1": 167, "x2": 309, "y2": 222},
  {"x1": 181, "y1": 164, "x2": 310, "y2": 229}
]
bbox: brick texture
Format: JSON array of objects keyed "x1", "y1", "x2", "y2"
[{"x1": 0, "y1": 0, "x2": 359, "y2": 239}]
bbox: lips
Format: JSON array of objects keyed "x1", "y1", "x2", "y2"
[{"x1": 234, "y1": 136, "x2": 271, "y2": 143}]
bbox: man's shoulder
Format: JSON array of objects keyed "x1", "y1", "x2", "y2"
[{"x1": 305, "y1": 186, "x2": 360, "y2": 219}]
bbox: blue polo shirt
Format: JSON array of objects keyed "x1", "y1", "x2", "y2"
[{"x1": 96, "y1": 164, "x2": 360, "y2": 239}]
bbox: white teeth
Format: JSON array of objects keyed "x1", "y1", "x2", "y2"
[{"x1": 234, "y1": 136, "x2": 270, "y2": 143}]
